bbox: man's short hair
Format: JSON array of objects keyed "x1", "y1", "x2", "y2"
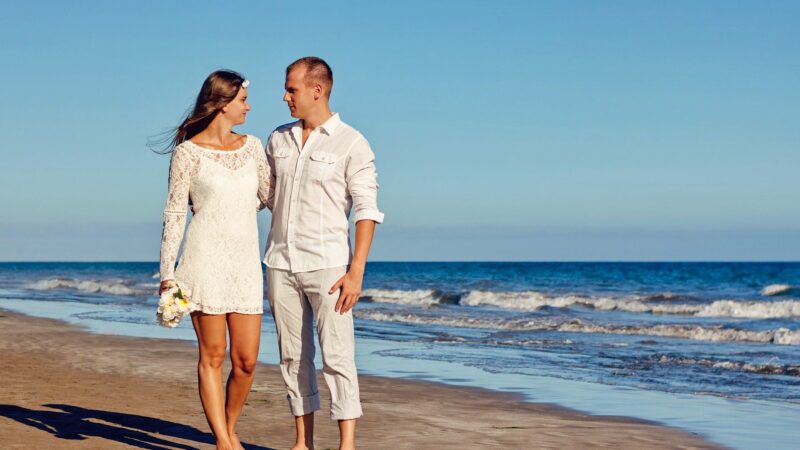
[{"x1": 287, "y1": 56, "x2": 333, "y2": 98}]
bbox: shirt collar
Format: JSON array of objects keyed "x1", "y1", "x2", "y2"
[
  {"x1": 290, "y1": 113, "x2": 341, "y2": 140},
  {"x1": 319, "y1": 113, "x2": 341, "y2": 136},
  {"x1": 293, "y1": 112, "x2": 340, "y2": 132}
]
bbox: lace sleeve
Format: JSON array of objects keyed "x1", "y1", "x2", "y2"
[
  {"x1": 160, "y1": 145, "x2": 196, "y2": 281},
  {"x1": 256, "y1": 135, "x2": 275, "y2": 211}
]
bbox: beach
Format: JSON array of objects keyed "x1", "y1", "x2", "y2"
[{"x1": 0, "y1": 309, "x2": 723, "y2": 449}]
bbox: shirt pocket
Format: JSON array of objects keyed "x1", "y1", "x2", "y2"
[
  {"x1": 271, "y1": 146, "x2": 293, "y2": 177},
  {"x1": 307, "y1": 151, "x2": 339, "y2": 181}
]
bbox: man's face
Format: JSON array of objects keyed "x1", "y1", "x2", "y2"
[{"x1": 283, "y1": 67, "x2": 316, "y2": 119}]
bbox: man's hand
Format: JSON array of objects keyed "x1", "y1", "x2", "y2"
[{"x1": 329, "y1": 266, "x2": 365, "y2": 315}]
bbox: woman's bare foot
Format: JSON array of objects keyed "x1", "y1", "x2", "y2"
[
  {"x1": 230, "y1": 432, "x2": 245, "y2": 450},
  {"x1": 216, "y1": 439, "x2": 235, "y2": 450}
]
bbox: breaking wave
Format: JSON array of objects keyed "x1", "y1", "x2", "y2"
[
  {"x1": 694, "y1": 300, "x2": 800, "y2": 319},
  {"x1": 27, "y1": 278, "x2": 149, "y2": 296},
  {"x1": 355, "y1": 310, "x2": 800, "y2": 345},
  {"x1": 761, "y1": 284, "x2": 798, "y2": 297},
  {"x1": 363, "y1": 289, "x2": 800, "y2": 318},
  {"x1": 361, "y1": 289, "x2": 442, "y2": 306}
]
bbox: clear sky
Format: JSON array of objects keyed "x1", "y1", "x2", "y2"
[{"x1": 1, "y1": 1, "x2": 798, "y2": 261}]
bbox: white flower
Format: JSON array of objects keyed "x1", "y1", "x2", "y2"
[
  {"x1": 163, "y1": 306, "x2": 176, "y2": 321},
  {"x1": 241, "y1": 79, "x2": 250, "y2": 89},
  {"x1": 155, "y1": 282, "x2": 197, "y2": 328}
]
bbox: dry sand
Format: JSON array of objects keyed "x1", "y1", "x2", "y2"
[{"x1": 0, "y1": 309, "x2": 724, "y2": 449}]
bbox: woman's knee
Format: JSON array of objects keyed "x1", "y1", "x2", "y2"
[
  {"x1": 232, "y1": 355, "x2": 258, "y2": 376},
  {"x1": 199, "y1": 346, "x2": 227, "y2": 369}
]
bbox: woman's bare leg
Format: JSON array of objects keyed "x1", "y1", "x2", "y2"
[
  {"x1": 192, "y1": 312, "x2": 234, "y2": 450},
  {"x1": 225, "y1": 313, "x2": 262, "y2": 450}
]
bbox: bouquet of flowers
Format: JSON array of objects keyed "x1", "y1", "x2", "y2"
[{"x1": 157, "y1": 283, "x2": 198, "y2": 328}]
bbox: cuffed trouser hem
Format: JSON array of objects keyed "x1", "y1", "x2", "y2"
[
  {"x1": 330, "y1": 398, "x2": 363, "y2": 421},
  {"x1": 288, "y1": 393, "x2": 321, "y2": 417}
]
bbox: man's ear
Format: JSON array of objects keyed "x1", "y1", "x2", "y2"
[{"x1": 314, "y1": 83, "x2": 323, "y2": 100}]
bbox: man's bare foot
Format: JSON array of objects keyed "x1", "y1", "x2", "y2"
[{"x1": 290, "y1": 444, "x2": 313, "y2": 450}]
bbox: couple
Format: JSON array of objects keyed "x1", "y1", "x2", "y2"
[{"x1": 158, "y1": 56, "x2": 383, "y2": 450}]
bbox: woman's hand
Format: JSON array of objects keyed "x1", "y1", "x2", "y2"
[{"x1": 159, "y1": 279, "x2": 176, "y2": 295}]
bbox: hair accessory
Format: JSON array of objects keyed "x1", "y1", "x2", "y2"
[{"x1": 241, "y1": 79, "x2": 250, "y2": 89}]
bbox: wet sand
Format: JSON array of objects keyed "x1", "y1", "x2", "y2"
[{"x1": 0, "y1": 309, "x2": 723, "y2": 449}]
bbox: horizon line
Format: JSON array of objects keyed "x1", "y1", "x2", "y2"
[{"x1": 1, "y1": 260, "x2": 799, "y2": 264}]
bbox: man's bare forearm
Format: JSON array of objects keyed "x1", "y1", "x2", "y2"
[{"x1": 350, "y1": 220, "x2": 376, "y2": 272}]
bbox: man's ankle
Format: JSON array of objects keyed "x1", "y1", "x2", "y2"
[{"x1": 338, "y1": 418, "x2": 356, "y2": 449}]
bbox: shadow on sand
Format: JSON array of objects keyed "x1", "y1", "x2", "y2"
[{"x1": 0, "y1": 403, "x2": 275, "y2": 449}]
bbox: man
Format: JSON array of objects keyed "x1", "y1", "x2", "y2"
[{"x1": 263, "y1": 56, "x2": 383, "y2": 450}]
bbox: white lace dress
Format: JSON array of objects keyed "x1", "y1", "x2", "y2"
[{"x1": 159, "y1": 134, "x2": 273, "y2": 314}]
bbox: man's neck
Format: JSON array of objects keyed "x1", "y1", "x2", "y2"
[{"x1": 301, "y1": 108, "x2": 334, "y2": 131}]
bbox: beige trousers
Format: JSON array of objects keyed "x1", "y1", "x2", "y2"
[{"x1": 266, "y1": 266, "x2": 363, "y2": 420}]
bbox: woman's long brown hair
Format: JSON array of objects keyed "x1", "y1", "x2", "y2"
[{"x1": 150, "y1": 70, "x2": 245, "y2": 154}]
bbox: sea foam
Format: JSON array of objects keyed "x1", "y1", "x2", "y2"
[
  {"x1": 653, "y1": 355, "x2": 800, "y2": 376},
  {"x1": 28, "y1": 278, "x2": 141, "y2": 296},
  {"x1": 361, "y1": 289, "x2": 441, "y2": 306},
  {"x1": 355, "y1": 310, "x2": 800, "y2": 345},
  {"x1": 427, "y1": 290, "x2": 800, "y2": 318},
  {"x1": 761, "y1": 284, "x2": 796, "y2": 296}
]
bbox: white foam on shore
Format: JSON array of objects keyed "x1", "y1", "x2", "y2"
[
  {"x1": 361, "y1": 289, "x2": 440, "y2": 306},
  {"x1": 355, "y1": 310, "x2": 800, "y2": 345},
  {"x1": 655, "y1": 355, "x2": 800, "y2": 376}
]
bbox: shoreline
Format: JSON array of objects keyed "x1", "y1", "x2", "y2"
[{"x1": 0, "y1": 308, "x2": 724, "y2": 449}]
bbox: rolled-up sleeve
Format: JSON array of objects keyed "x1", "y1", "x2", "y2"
[{"x1": 345, "y1": 137, "x2": 384, "y2": 224}]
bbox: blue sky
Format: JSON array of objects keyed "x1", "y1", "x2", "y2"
[{"x1": 1, "y1": 1, "x2": 798, "y2": 261}]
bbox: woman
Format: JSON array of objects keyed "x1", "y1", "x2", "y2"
[{"x1": 158, "y1": 70, "x2": 272, "y2": 450}]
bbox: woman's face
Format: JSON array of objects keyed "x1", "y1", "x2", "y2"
[{"x1": 221, "y1": 85, "x2": 250, "y2": 125}]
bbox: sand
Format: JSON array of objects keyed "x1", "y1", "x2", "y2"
[{"x1": 0, "y1": 309, "x2": 724, "y2": 449}]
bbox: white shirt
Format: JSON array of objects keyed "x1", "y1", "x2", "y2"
[{"x1": 263, "y1": 113, "x2": 384, "y2": 273}]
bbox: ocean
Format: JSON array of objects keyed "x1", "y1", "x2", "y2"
[{"x1": 1, "y1": 261, "x2": 799, "y2": 449}]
